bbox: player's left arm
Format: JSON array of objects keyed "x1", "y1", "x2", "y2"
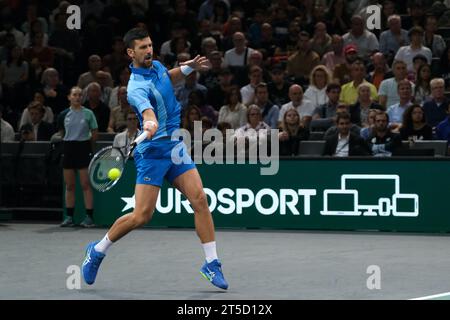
[{"x1": 168, "y1": 55, "x2": 211, "y2": 85}]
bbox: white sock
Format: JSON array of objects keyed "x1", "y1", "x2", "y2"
[
  {"x1": 202, "y1": 241, "x2": 218, "y2": 263},
  {"x1": 94, "y1": 234, "x2": 113, "y2": 254}
]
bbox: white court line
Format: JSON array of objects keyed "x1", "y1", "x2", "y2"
[{"x1": 410, "y1": 292, "x2": 450, "y2": 300}]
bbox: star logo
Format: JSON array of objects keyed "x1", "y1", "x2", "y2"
[{"x1": 121, "y1": 195, "x2": 136, "y2": 212}]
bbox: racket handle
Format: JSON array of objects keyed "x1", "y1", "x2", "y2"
[{"x1": 134, "y1": 131, "x2": 149, "y2": 145}]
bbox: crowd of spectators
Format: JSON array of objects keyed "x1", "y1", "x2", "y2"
[{"x1": 2, "y1": 0, "x2": 450, "y2": 157}]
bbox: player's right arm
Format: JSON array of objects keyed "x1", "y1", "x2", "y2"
[
  {"x1": 127, "y1": 87, "x2": 158, "y2": 139},
  {"x1": 142, "y1": 108, "x2": 158, "y2": 139}
]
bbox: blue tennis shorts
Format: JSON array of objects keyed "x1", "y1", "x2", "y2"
[{"x1": 134, "y1": 140, "x2": 196, "y2": 187}]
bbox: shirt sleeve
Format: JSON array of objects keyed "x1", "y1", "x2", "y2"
[
  {"x1": 378, "y1": 79, "x2": 387, "y2": 96},
  {"x1": 87, "y1": 110, "x2": 98, "y2": 130},
  {"x1": 56, "y1": 109, "x2": 67, "y2": 132},
  {"x1": 128, "y1": 87, "x2": 153, "y2": 114}
]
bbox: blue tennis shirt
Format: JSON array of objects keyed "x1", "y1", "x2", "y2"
[{"x1": 127, "y1": 61, "x2": 181, "y2": 153}]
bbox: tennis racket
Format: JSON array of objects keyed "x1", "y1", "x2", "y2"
[{"x1": 88, "y1": 131, "x2": 148, "y2": 192}]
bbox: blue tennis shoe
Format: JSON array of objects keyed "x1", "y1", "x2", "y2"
[
  {"x1": 200, "y1": 259, "x2": 228, "y2": 290},
  {"x1": 82, "y1": 241, "x2": 105, "y2": 285}
]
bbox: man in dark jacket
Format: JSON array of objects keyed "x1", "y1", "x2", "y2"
[
  {"x1": 366, "y1": 111, "x2": 402, "y2": 156},
  {"x1": 27, "y1": 101, "x2": 55, "y2": 141},
  {"x1": 323, "y1": 111, "x2": 371, "y2": 156}
]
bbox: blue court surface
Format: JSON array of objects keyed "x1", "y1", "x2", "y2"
[{"x1": 1, "y1": 222, "x2": 450, "y2": 300}]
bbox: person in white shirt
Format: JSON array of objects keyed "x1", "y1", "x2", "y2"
[
  {"x1": 224, "y1": 32, "x2": 255, "y2": 67},
  {"x1": 304, "y1": 65, "x2": 331, "y2": 109},
  {"x1": 279, "y1": 84, "x2": 315, "y2": 128},
  {"x1": 0, "y1": 105, "x2": 15, "y2": 142},
  {"x1": 233, "y1": 104, "x2": 271, "y2": 159},
  {"x1": 218, "y1": 86, "x2": 247, "y2": 129},
  {"x1": 113, "y1": 110, "x2": 139, "y2": 156},
  {"x1": 394, "y1": 26, "x2": 432, "y2": 73},
  {"x1": 342, "y1": 15, "x2": 379, "y2": 59},
  {"x1": 19, "y1": 91, "x2": 54, "y2": 128},
  {"x1": 240, "y1": 65, "x2": 263, "y2": 105},
  {"x1": 234, "y1": 105, "x2": 271, "y2": 139},
  {"x1": 378, "y1": 60, "x2": 414, "y2": 109},
  {"x1": 387, "y1": 79, "x2": 413, "y2": 131}
]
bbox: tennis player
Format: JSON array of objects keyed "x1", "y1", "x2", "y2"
[{"x1": 81, "y1": 28, "x2": 228, "y2": 290}]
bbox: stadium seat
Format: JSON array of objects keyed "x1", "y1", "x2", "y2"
[
  {"x1": 309, "y1": 119, "x2": 334, "y2": 132},
  {"x1": 309, "y1": 132, "x2": 325, "y2": 140},
  {"x1": 298, "y1": 141, "x2": 325, "y2": 156},
  {"x1": 21, "y1": 141, "x2": 51, "y2": 154},
  {"x1": 0, "y1": 142, "x2": 20, "y2": 155},
  {"x1": 411, "y1": 140, "x2": 448, "y2": 156},
  {"x1": 94, "y1": 141, "x2": 113, "y2": 153},
  {"x1": 97, "y1": 133, "x2": 116, "y2": 141}
]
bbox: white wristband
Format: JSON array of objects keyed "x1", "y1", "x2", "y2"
[
  {"x1": 144, "y1": 120, "x2": 157, "y2": 131},
  {"x1": 180, "y1": 65, "x2": 194, "y2": 76}
]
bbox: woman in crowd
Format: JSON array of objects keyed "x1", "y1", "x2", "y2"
[
  {"x1": 279, "y1": 108, "x2": 310, "y2": 156},
  {"x1": 400, "y1": 104, "x2": 433, "y2": 141},
  {"x1": 218, "y1": 85, "x2": 247, "y2": 129},
  {"x1": 182, "y1": 104, "x2": 202, "y2": 138},
  {"x1": 413, "y1": 64, "x2": 431, "y2": 105},
  {"x1": 304, "y1": 65, "x2": 331, "y2": 109}
]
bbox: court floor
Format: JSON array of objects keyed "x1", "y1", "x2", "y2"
[{"x1": 1, "y1": 222, "x2": 449, "y2": 300}]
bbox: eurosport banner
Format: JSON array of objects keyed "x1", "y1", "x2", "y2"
[{"x1": 70, "y1": 159, "x2": 450, "y2": 232}]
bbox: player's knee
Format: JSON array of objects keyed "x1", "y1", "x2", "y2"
[{"x1": 191, "y1": 190, "x2": 209, "y2": 210}]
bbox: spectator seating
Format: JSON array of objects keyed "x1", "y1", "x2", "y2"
[
  {"x1": 97, "y1": 132, "x2": 116, "y2": 141},
  {"x1": 298, "y1": 141, "x2": 325, "y2": 156},
  {"x1": 309, "y1": 132, "x2": 325, "y2": 140},
  {"x1": 309, "y1": 119, "x2": 334, "y2": 133},
  {"x1": 411, "y1": 140, "x2": 448, "y2": 156},
  {"x1": 0, "y1": 141, "x2": 51, "y2": 207},
  {"x1": 94, "y1": 141, "x2": 113, "y2": 153},
  {"x1": 400, "y1": 140, "x2": 447, "y2": 156}
]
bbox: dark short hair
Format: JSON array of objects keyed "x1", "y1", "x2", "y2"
[
  {"x1": 336, "y1": 111, "x2": 351, "y2": 123},
  {"x1": 20, "y1": 123, "x2": 33, "y2": 133},
  {"x1": 123, "y1": 28, "x2": 149, "y2": 49},
  {"x1": 326, "y1": 83, "x2": 341, "y2": 92},
  {"x1": 375, "y1": 111, "x2": 389, "y2": 123}
]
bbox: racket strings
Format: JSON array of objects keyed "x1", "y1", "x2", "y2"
[{"x1": 89, "y1": 148, "x2": 124, "y2": 192}]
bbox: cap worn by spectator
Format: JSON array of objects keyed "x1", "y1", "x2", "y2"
[{"x1": 344, "y1": 44, "x2": 358, "y2": 55}]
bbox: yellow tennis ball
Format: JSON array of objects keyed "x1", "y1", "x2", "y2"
[{"x1": 108, "y1": 168, "x2": 121, "y2": 180}]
